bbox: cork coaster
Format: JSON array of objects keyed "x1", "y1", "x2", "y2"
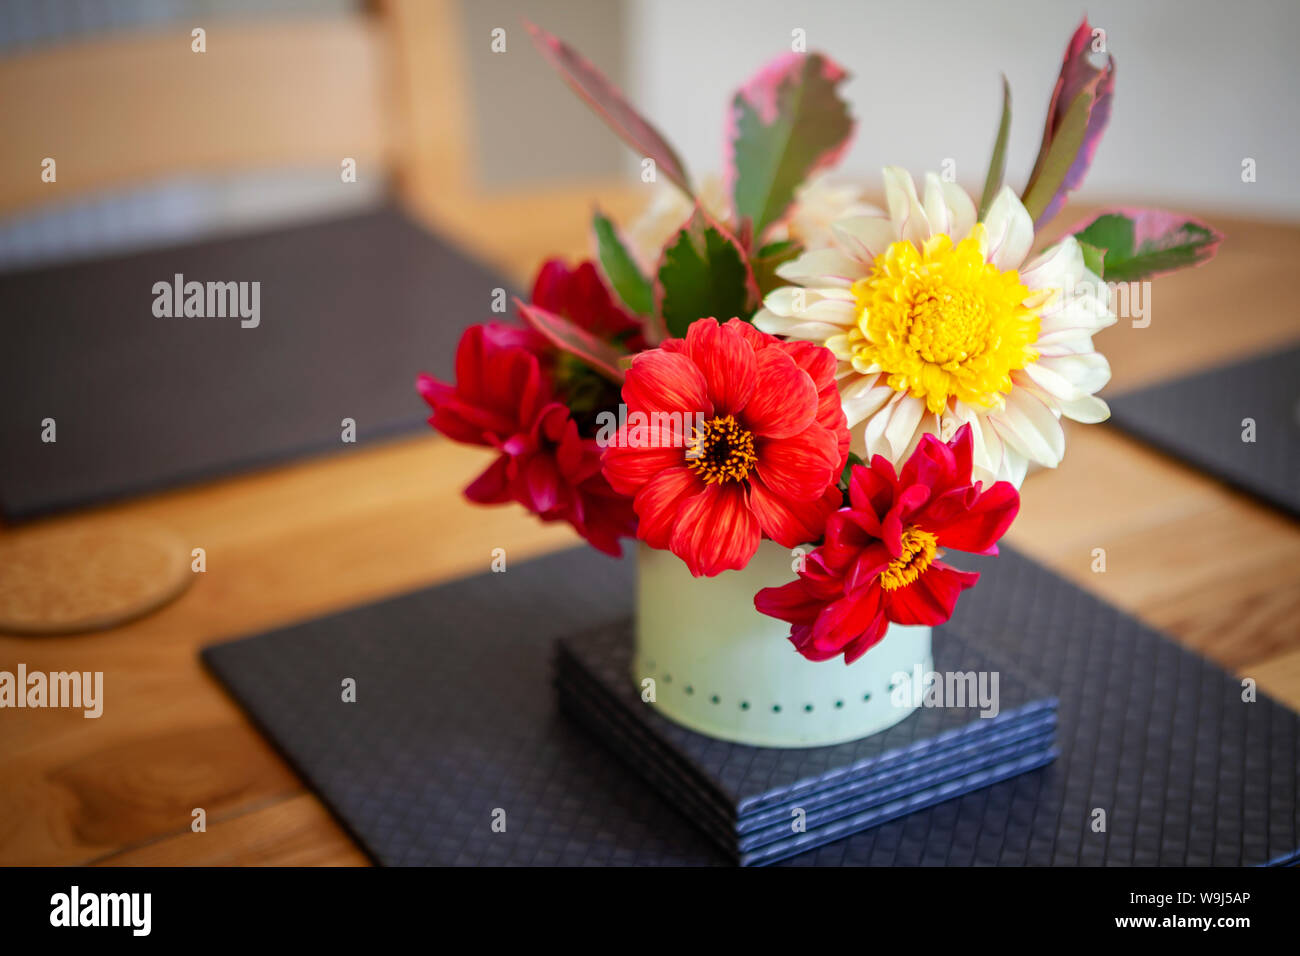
[{"x1": 0, "y1": 523, "x2": 193, "y2": 635}]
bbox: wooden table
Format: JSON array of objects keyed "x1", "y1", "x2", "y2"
[{"x1": 2, "y1": 182, "x2": 1298, "y2": 865}]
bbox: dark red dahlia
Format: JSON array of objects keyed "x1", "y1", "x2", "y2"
[{"x1": 754, "y1": 424, "x2": 1020, "y2": 663}]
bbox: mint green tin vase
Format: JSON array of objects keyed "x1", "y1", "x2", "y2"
[{"x1": 633, "y1": 540, "x2": 932, "y2": 748}]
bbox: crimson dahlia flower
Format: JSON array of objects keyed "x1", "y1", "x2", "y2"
[
  {"x1": 602, "y1": 318, "x2": 848, "y2": 577},
  {"x1": 755, "y1": 424, "x2": 1019, "y2": 663},
  {"x1": 417, "y1": 323, "x2": 634, "y2": 556}
]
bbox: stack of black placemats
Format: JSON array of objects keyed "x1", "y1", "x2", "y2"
[{"x1": 556, "y1": 623, "x2": 1057, "y2": 865}]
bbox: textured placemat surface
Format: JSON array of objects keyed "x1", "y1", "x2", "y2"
[
  {"x1": 1107, "y1": 344, "x2": 1300, "y2": 519},
  {"x1": 0, "y1": 206, "x2": 511, "y2": 519},
  {"x1": 202, "y1": 545, "x2": 1300, "y2": 866}
]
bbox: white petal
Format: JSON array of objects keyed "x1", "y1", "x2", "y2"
[
  {"x1": 831, "y1": 215, "x2": 897, "y2": 262},
  {"x1": 882, "y1": 392, "x2": 926, "y2": 460},
  {"x1": 840, "y1": 377, "x2": 895, "y2": 427},
  {"x1": 923, "y1": 172, "x2": 976, "y2": 240},
  {"x1": 775, "y1": 248, "x2": 865, "y2": 288},
  {"x1": 883, "y1": 166, "x2": 930, "y2": 245},
  {"x1": 751, "y1": 310, "x2": 848, "y2": 342},
  {"x1": 991, "y1": 388, "x2": 1065, "y2": 467},
  {"x1": 1056, "y1": 392, "x2": 1111, "y2": 424},
  {"x1": 1000, "y1": 448, "x2": 1031, "y2": 488},
  {"x1": 1036, "y1": 351, "x2": 1112, "y2": 395},
  {"x1": 981, "y1": 185, "x2": 1035, "y2": 271},
  {"x1": 761, "y1": 287, "x2": 858, "y2": 326},
  {"x1": 1020, "y1": 236, "x2": 1083, "y2": 288}
]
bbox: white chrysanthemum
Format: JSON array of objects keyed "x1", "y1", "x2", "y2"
[{"x1": 754, "y1": 166, "x2": 1116, "y2": 488}]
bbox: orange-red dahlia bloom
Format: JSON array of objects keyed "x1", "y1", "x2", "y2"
[
  {"x1": 602, "y1": 318, "x2": 848, "y2": 577},
  {"x1": 755, "y1": 424, "x2": 1019, "y2": 663}
]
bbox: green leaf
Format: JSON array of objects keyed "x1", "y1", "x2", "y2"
[
  {"x1": 1021, "y1": 89, "x2": 1093, "y2": 224},
  {"x1": 978, "y1": 75, "x2": 1012, "y2": 221},
  {"x1": 751, "y1": 238, "x2": 803, "y2": 297},
  {"x1": 730, "y1": 53, "x2": 853, "y2": 242},
  {"x1": 655, "y1": 208, "x2": 759, "y2": 339},
  {"x1": 1070, "y1": 209, "x2": 1224, "y2": 282},
  {"x1": 1077, "y1": 240, "x2": 1106, "y2": 278},
  {"x1": 839, "y1": 450, "x2": 866, "y2": 487},
  {"x1": 592, "y1": 211, "x2": 653, "y2": 316}
]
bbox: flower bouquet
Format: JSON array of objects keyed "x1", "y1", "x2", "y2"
[{"x1": 418, "y1": 18, "x2": 1221, "y2": 747}]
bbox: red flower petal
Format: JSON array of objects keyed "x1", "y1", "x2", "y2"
[
  {"x1": 920, "y1": 481, "x2": 1020, "y2": 555},
  {"x1": 634, "y1": 466, "x2": 701, "y2": 550},
  {"x1": 601, "y1": 440, "x2": 685, "y2": 496},
  {"x1": 742, "y1": 347, "x2": 818, "y2": 439},
  {"x1": 685, "y1": 318, "x2": 756, "y2": 415},
  {"x1": 808, "y1": 585, "x2": 885, "y2": 658},
  {"x1": 463, "y1": 455, "x2": 513, "y2": 504},
  {"x1": 669, "y1": 482, "x2": 760, "y2": 576},
  {"x1": 747, "y1": 479, "x2": 839, "y2": 547},
  {"x1": 883, "y1": 562, "x2": 979, "y2": 626},
  {"x1": 840, "y1": 613, "x2": 892, "y2": 664},
  {"x1": 752, "y1": 426, "x2": 839, "y2": 503},
  {"x1": 623, "y1": 350, "x2": 713, "y2": 417},
  {"x1": 753, "y1": 577, "x2": 822, "y2": 626}
]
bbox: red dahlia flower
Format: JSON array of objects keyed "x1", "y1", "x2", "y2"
[
  {"x1": 532, "y1": 258, "x2": 648, "y2": 351},
  {"x1": 417, "y1": 323, "x2": 635, "y2": 556},
  {"x1": 754, "y1": 424, "x2": 1020, "y2": 664},
  {"x1": 601, "y1": 318, "x2": 848, "y2": 577}
]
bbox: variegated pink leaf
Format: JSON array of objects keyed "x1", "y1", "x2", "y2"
[
  {"x1": 726, "y1": 51, "x2": 853, "y2": 243},
  {"x1": 1069, "y1": 208, "x2": 1223, "y2": 281},
  {"x1": 525, "y1": 21, "x2": 692, "y2": 195},
  {"x1": 516, "y1": 299, "x2": 628, "y2": 383},
  {"x1": 1023, "y1": 17, "x2": 1115, "y2": 229}
]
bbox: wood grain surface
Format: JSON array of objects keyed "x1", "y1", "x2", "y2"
[{"x1": 1, "y1": 179, "x2": 1297, "y2": 866}]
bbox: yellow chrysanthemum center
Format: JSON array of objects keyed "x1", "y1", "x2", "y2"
[
  {"x1": 838, "y1": 225, "x2": 1042, "y2": 414},
  {"x1": 879, "y1": 528, "x2": 938, "y2": 592},
  {"x1": 688, "y1": 414, "x2": 757, "y2": 484}
]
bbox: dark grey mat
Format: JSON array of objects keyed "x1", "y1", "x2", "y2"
[
  {"x1": 1108, "y1": 345, "x2": 1300, "y2": 520},
  {"x1": 201, "y1": 544, "x2": 1300, "y2": 866},
  {"x1": 0, "y1": 206, "x2": 511, "y2": 519}
]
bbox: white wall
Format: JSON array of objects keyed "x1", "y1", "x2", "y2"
[{"x1": 626, "y1": 0, "x2": 1300, "y2": 220}]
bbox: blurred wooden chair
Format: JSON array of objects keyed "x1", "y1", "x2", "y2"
[{"x1": 0, "y1": 0, "x2": 470, "y2": 221}]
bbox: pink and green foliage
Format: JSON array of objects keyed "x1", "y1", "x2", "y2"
[
  {"x1": 655, "y1": 206, "x2": 760, "y2": 339},
  {"x1": 515, "y1": 298, "x2": 629, "y2": 383},
  {"x1": 1022, "y1": 17, "x2": 1115, "y2": 229},
  {"x1": 1069, "y1": 209, "x2": 1223, "y2": 282},
  {"x1": 727, "y1": 52, "x2": 854, "y2": 245},
  {"x1": 524, "y1": 20, "x2": 693, "y2": 195}
]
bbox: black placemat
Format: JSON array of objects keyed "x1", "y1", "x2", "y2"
[
  {"x1": 1107, "y1": 345, "x2": 1300, "y2": 519},
  {"x1": 202, "y1": 545, "x2": 1300, "y2": 866},
  {"x1": 0, "y1": 206, "x2": 511, "y2": 519}
]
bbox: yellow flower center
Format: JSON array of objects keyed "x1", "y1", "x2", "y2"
[
  {"x1": 836, "y1": 225, "x2": 1042, "y2": 414},
  {"x1": 688, "y1": 414, "x2": 757, "y2": 484},
  {"x1": 879, "y1": 528, "x2": 938, "y2": 591}
]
